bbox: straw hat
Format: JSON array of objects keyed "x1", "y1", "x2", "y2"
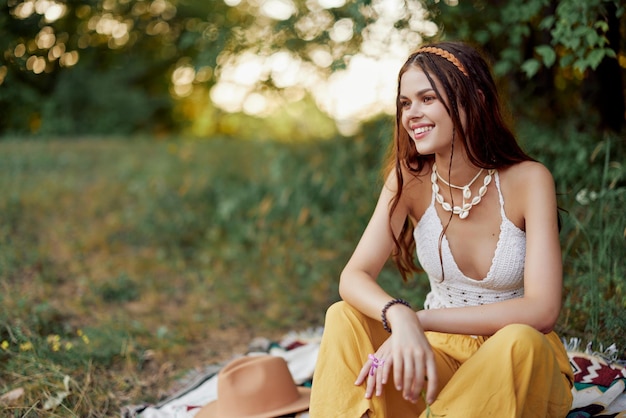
[{"x1": 195, "y1": 355, "x2": 311, "y2": 418}]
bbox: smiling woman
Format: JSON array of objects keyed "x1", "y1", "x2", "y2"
[{"x1": 309, "y1": 41, "x2": 574, "y2": 418}]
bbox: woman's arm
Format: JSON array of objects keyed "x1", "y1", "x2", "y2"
[
  {"x1": 342, "y1": 171, "x2": 439, "y2": 404},
  {"x1": 418, "y1": 162, "x2": 563, "y2": 335},
  {"x1": 338, "y1": 172, "x2": 409, "y2": 318}
]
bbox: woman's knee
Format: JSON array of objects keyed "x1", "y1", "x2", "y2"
[
  {"x1": 325, "y1": 300, "x2": 349, "y2": 319},
  {"x1": 324, "y1": 301, "x2": 362, "y2": 326},
  {"x1": 323, "y1": 301, "x2": 374, "y2": 335},
  {"x1": 495, "y1": 323, "x2": 550, "y2": 355}
]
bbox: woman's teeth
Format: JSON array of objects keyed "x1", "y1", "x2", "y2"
[{"x1": 414, "y1": 126, "x2": 433, "y2": 135}]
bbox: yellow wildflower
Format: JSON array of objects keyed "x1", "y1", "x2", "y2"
[
  {"x1": 1, "y1": 340, "x2": 9, "y2": 350},
  {"x1": 77, "y1": 329, "x2": 90, "y2": 344},
  {"x1": 19, "y1": 341, "x2": 33, "y2": 351},
  {"x1": 47, "y1": 335, "x2": 61, "y2": 352}
]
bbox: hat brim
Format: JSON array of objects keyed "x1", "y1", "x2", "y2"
[{"x1": 194, "y1": 386, "x2": 311, "y2": 418}]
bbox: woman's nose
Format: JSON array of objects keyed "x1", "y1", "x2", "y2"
[{"x1": 405, "y1": 103, "x2": 424, "y2": 118}]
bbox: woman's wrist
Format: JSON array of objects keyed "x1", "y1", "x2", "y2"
[
  {"x1": 381, "y1": 298, "x2": 412, "y2": 333},
  {"x1": 417, "y1": 309, "x2": 429, "y2": 331}
]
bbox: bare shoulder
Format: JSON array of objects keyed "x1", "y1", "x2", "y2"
[
  {"x1": 402, "y1": 163, "x2": 431, "y2": 218},
  {"x1": 501, "y1": 160, "x2": 555, "y2": 191},
  {"x1": 383, "y1": 162, "x2": 430, "y2": 192},
  {"x1": 499, "y1": 161, "x2": 557, "y2": 229},
  {"x1": 382, "y1": 162, "x2": 431, "y2": 219}
]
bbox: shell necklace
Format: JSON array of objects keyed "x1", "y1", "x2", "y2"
[{"x1": 431, "y1": 163, "x2": 495, "y2": 219}]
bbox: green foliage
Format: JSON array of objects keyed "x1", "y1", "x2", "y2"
[
  {"x1": 518, "y1": 122, "x2": 626, "y2": 351},
  {"x1": 0, "y1": 134, "x2": 397, "y2": 414},
  {"x1": 521, "y1": 0, "x2": 622, "y2": 77},
  {"x1": 428, "y1": 0, "x2": 623, "y2": 77},
  {"x1": 0, "y1": 0, "x2": 240, "y2": 135},
  {"x1": 426, "y1": 0, "x2": 625, "y2": 132},
  {"x1": 38, "y1": 65, "x2": 170, "y2": 135},
  {"x1": 95, "y1": 273, "x2": 140, "y2": 303},
  {"x1": 559, "y1": 136, "x2": 625, "y2": 349},
  {"x1": 1, "y1": 0, "x2": 624, "y2": 137},
  {"x1": 0, "y1": 0, "x2": 431, "y2": 136}
]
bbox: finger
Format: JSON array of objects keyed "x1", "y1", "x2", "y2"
[
  {"x1": 381, "y1": 356, "x2": 392, "y2": 385},
  {"x1": 411, "y1": 366, "x2": 427, "y2": 404},
  {"x1": 354, "y1": 360, "x2": 371, "y2": 386},
  {"x1": 402, "y1": 356, "x2": 415, "y2": 401},
  {"x1": 424, "y1": 355, "x2": 439, "y2": 405},
  {"x1": 393, "y1": 352, "x2": 403, "y2": 392},
  {"x1": 409, "y1": 360, "x2": 426, "y2": 403},
  {"x1": 365, "y1": 370, "x2": 377, "y2": 399},
  {"x1": 375, "y1": 359, "x2": 386, "y2": 396}
]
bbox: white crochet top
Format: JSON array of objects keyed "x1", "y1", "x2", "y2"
[{"x1": 414, "y1": 172, "x2": 526, "y2": 309}]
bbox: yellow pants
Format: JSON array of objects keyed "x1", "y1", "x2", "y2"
[{"x1": 309, "y1": 301, "x2": 573, "y2": 418}]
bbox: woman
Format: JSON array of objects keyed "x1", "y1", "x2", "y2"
[{"x1": 309, "y1": 42, "x2": 573, "y2": 417}]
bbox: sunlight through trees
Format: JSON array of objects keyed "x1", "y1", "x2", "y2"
[{"x1": 0, "y1": 0, "x2": 624, "y2": 137}]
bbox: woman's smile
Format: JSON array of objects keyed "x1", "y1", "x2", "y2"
[{"x1": 410, "y1": 124, "x2": 434, "y2": 139}]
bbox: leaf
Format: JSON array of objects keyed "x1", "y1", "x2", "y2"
[
  {"x1": 594, "y1": 20, "x2": 609, "y2": 33},
  {"x1": 474, "y1": 29, "x2": 490, "y2": 44},
  {"x1": 486, "y1": 22, "x2": 503, "y2": 36},
  {"x1": 573, "y1": 58, "x2": 588, "y2": 73},
  {"x1": 587, "y1": 48, "x2": 607, "y2": 70},
  {"x1": 539, "y1": 15, "x2": 555, "y2": 30},
  {"x1": 586, "y1": 30, "x2": 600, "y2": 47},
  {"x1": 492, "y1": 60, "x2": 511, "y2": 77},
  {"x1": 521, "y1": 58, "x2": 541, "y2": 78},
  {"x1": 559, "y1": 53, "x2": 575, "y2": 68},
  {"x1": 535, "y1": 45, "x2": 556, "y2": 67}
]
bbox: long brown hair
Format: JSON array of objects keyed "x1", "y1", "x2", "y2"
[{"x1": 386, "y1": 41, "x2": 535, "y2": 281}]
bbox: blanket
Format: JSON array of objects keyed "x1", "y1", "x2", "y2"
[
  {"x1": 122, "y1": 332, "x2": 626, "y2": 418},
  {"x1": 566, "y1": 343, "x2": 626, "y2": 418}
]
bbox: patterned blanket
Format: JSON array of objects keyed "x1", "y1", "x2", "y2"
[
  {"x1": 567, "y1": 347, "x2": 626, "y2": 418},
  {"x1": 122, "y1": 332, "x2": 626, "y2": 417}
]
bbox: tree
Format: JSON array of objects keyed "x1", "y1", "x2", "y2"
[
  {"x1": 0, "y1": 0, "x2": 251, "y2": 134},
  {"x1": 0, "y1": 0, "x2": 623, "y2": 136},
  {"x1": 424, "y1": 0, "x2": 625, "y2": 132}
]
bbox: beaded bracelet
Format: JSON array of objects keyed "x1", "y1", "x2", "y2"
[{"x1": 381, "y1": 298, "x2": 412, "y2": 333}]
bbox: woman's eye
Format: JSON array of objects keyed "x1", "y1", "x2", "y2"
[
  {"x1": 423, "y1": 95, "x2": 436, "y2": 103},
  {"x1": 400, "y1": 101, "x2": 411, "y2": 109}
]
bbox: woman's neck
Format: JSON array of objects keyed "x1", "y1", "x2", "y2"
[{"x1": 433, "y1": 156, "x2": 482, "y2": 187}]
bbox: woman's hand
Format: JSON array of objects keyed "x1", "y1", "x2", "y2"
[
  {"x1": 354, "y1": 334, "x2": 395, "y2": 400},
  {"x1": 354, "y1": 306, "x2": 439, "y2": 404}
]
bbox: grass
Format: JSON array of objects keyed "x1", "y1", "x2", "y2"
[{"x1": 0, "y1": 121, "x2": 624, "y2": 416}]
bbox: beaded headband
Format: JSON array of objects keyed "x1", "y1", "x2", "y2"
[{"x1": 414, "y1": 47, "x2": 469, "y2": 77}]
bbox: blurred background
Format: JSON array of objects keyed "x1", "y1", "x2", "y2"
[{"x1": 1, "y1": 0, "x2": 625, "y2": 415}]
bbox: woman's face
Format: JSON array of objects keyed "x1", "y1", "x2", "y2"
[{"x1": 399, "y1": 66, "x2": 459, "y2": 157}]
